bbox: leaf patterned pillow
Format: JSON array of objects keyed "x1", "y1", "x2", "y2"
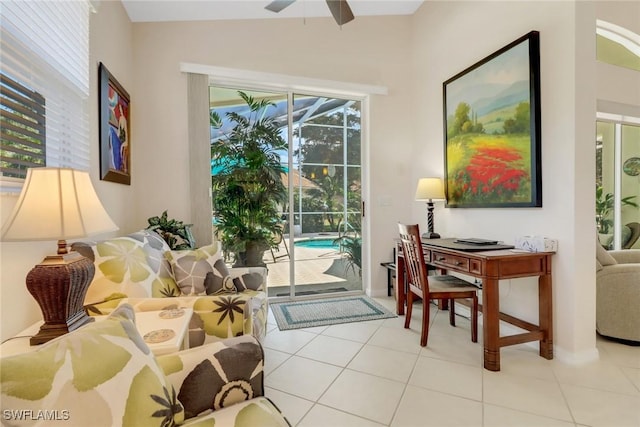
[
  {"x1": 164, "y1": 243, "x2": 237, "y2": 296},
  {"x1": 0, "y1": 304, "x2": 184, "y2": 427},
  {"x1": 74, "y1": 230, "x2": 180, "y2": 306},
  {"x1": 229, "y1": 267, "x2": 267, "y2": 292}
]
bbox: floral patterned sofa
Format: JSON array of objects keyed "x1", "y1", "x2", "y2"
[
  {"x1": 0, "y1": 305, "x2": 290, "y2": 426},
  {"x1": 72, "y1": 229, "x2": 268, "y2": 345}
]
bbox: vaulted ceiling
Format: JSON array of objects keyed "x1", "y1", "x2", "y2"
[{"x1": 121, "y1": 0, "x2": 424, "y2": 23}]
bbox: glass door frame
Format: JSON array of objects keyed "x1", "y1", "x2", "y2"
[
  {"x1": 282, "y1": 90, "x2": 367, "y2": 300},
  {"x1": 597, "y1": 111, "x2": 640, "y2": 249},
  {"x1": 208, "y1": 80, "x2": 371, "y2": 301}
]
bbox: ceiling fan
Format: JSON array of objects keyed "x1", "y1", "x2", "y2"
[{"x1": 265, "y1": 0, "x2": 355, "y2": 26}]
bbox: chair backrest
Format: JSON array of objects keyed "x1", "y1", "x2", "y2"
[{"x1": 398, "y1": 223, "x2": 430, "y2": 295}]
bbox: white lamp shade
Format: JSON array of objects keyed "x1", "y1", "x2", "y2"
[
  {"x1": 415, "y1": 177, "x2": 445, "y2": 201},
  {"x1": 1, "y1": 167, "x2": 118, "y2": 241}
]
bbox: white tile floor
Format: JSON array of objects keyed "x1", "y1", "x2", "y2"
[{"x1": 263, "y1": 296, "x2": 640, "y2": 427}]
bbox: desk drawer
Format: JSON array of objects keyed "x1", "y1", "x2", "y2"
[
  {"x1": 469, "y1": 259, "x2": 483, "y2": 275},
  {"x1": 432, "y1": 251, "x2": 469, "y2": 272}
]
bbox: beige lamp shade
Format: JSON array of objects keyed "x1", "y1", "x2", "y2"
[
  {"x1": 1, "y1": 167, "x2": 118, "y2": 241},
  {"x1": 415, "y1": 177, "x2": 445, "y2": 201}
]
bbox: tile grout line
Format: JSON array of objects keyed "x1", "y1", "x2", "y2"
[{"x1": 294, "y1": 316, "x2": 388, "y2": 426}]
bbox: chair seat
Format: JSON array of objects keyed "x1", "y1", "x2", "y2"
[{"x1": 429, "y1": 275, "x2": 477, "y2": 293}]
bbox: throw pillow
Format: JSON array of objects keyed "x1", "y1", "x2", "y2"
[
  {"x1": 0, "y1": 304, "x2": 184, "y2": 427},
  {"x1": 157, "y1": 335, "x2": 263, "y2": 419},
  {"x1": 230, "y1": 267, "x2": 267, "y2": 292},
  {"x1": 74, "y1": 230, "x2": 181, "y2": 310},
  {"x1": 598, "y1": 233, "x2": 613, "y2": 250},
  {"x1": 596, "y1": 241, "x2": 617, "y2": 266},
  {"x1": 165, "y1": 243, "x2": 236, "y2": 296}
]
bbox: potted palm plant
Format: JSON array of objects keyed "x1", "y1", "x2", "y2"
[{"x1": 211, "y1": 91, "x2": 288, "y2": 267}]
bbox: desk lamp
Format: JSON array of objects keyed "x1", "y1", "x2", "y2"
[
  {"x1": 1, "y1": 168, "x2": 118, "y2": 345},
  {"x1": 415, "y1": 177, "x2": 445, "y2": 239}
]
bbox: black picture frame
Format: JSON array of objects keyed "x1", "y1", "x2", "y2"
[
  {"x1": 98, "y1": 62, "x2": 131, "y2": 185},
  {"x1": 443, "y1": 31, "x2": 541, "y2": 208}
]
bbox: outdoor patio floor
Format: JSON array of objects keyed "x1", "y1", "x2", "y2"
[{"x1": 264, "y1": 235, "x2": 362, "y2": 298}]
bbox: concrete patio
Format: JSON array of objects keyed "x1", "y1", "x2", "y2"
[{"x1": 264, "y1": 236, "x2": 362, "y2": 298}]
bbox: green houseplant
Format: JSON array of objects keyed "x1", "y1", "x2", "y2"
[
  {"x1": 595, "y1": 185, "x2": 638, "y2": 234},
  {"x1": 333, "y1": 217, "x2": 362, "y2": 277},
  {"x1": 211, "y1": 91, "x2": 288, "y2": 267},
  {"x1": 146, "y1": 210, "x2": 195, "y2": 250}
]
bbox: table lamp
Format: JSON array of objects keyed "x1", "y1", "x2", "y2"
[
  {"x1": 1, "y1": 167, "x2": 118, "y2": 345},
  {"x1": 415, "y1": 177, "x2": 445, "y2": 239}
]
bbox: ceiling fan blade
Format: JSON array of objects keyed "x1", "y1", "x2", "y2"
[
  {"x1": 326, "y1": 0, "x2": 354, "y2": 25},
  {"x1": 265, "y1": 0, "x2": 296, "y2": 13}
]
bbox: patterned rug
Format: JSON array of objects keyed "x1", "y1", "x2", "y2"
[{"x1": 271, "y1": 295, "x2": 397, "y2": 331}]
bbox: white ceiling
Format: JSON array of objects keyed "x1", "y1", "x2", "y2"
[{"x1": 120, "y1": 0, "x2": 425, "y2": 23}]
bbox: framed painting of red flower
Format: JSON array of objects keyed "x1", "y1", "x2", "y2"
[{"x1": 443, "y1": 31, "x2": 542, "y2": 208}]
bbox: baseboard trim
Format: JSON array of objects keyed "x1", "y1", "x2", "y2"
[
  {"x1": 452, "y1": 302, "x2": 601, "y2": 365},
  {"x1": 554, "y1": 346, "x2": 600, "y2": 365}
]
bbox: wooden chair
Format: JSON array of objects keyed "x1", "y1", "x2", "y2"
[{"x1": 398, "y1": 223, "x2": 479, "y2": 346}]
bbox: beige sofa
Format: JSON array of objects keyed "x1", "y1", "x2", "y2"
[
  {"x1": 72, "y1": 229, "x2": 268, "y2": 346},
  {"x1": 1, "y1": 305, "x2": 290, "y2": 426},
  {"x1": 595, "y1": 246, "x2": 640, "y2": 343}
]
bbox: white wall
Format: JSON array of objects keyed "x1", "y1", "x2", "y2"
[
  {"x1": 595, "y1": 1, "x2": 640, "y2": 249},
  {"x1": 90, "y1": 1, "x2": 137, "y2": 233},
  {"x1": 597, "y1": 9, "x2": 640, "y2": 119},
  {"x1": 408, "y1": 1, "x2": 599, "y2": 362},
  {"x1": 130, "y1": 16, "x2": 415, "y2": 297},
  {"x1": 0, "y1": 0, "x2": 133, "y2": 341}
]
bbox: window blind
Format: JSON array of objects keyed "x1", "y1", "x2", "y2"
[
  {"x1": 0, "y1": 0, "x2": 90, "y2": 184},
  {"x1": 0, "y1": 73, "x2": 46, "y2": 177}
]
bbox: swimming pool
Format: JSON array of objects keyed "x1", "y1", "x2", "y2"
[{"x1": 294, "y1": 238, "x2": 340, "y2": 250}]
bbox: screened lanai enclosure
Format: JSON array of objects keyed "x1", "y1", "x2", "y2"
[{"x1": 209, "y1": 87, "x2": 363, "y2": 298}]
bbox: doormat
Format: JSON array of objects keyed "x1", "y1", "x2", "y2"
[{"x1": 271, "y1": 295, "x2": 396, "y2": 331}]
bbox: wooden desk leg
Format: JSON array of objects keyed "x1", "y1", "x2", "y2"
[
  {"x1": 483, "y1": 278, "x2": 500, "y2": 371},
  {"x1": 396, "y1": 255, "x2": 405, "y2": 316},
  {"x1": 538, "y1": 272, "x2": 553, "y2": 359}
]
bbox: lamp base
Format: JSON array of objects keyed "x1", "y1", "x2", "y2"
[
  {"x1": 422, "y1": 232, "x2": 441, "y2": 239},
  {"x1": 26, "y1": 252, "x2": 95, "y2": 345}
]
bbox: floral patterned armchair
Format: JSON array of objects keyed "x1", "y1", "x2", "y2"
[{"x1": 0, "y1": 305, "x2": 289, "y2": 426}]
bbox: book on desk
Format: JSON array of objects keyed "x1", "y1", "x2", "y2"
[{"x1": 425, "y1": 238, "x2": 514, "y2": 252}]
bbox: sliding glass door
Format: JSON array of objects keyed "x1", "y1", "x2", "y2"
[
  {"x1": 596, "y1": 119, "x2": 640, "y2": 250},
  {"x1": 209, "y1": 87, "x2": 364, "y2": 298}
]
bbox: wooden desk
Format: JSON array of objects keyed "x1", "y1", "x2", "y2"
[{"x1": 395, "y1": 239, "x2": 553, "y2": 371}]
